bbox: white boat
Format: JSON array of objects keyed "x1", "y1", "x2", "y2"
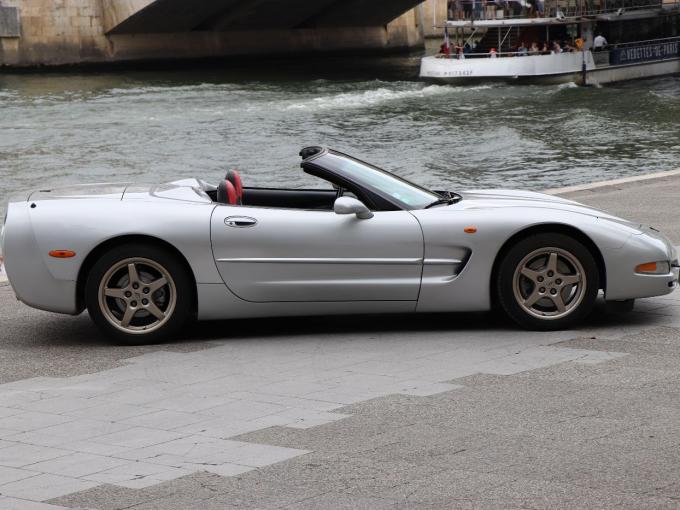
[{"x1": 420, "y1": 0, "x2": 680, "y2": 85}]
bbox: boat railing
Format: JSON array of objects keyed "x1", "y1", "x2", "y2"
[
  {"x1": 435, "y1": 49, "x2": 580, "y2": 58},
  {"x1": 446, "y1": 0, "x2": 679, "y2": 21},
  {"x1": 436, "y1": 36, "x2": 680, "y2": 60}
]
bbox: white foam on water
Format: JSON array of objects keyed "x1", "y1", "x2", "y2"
[
  {"x1": 542, "y1": 81, "x2": 579, "y2": 94},
  {"x1": 106, "y1": 83, "x2": 221, "y2": 96},
  {"x1": 283, "y1": 84, "x2": 458, "y2": 111}
]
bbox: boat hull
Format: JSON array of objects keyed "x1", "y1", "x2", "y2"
[{"x1": 420, "y1": 52, "x2": 680, "y2": 85}]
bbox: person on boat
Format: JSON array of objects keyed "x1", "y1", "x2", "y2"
[
  {"x1": 593, "y1": 33, "x2": 608, "y2": 51},
  {"x1": 489, "y1": 47, "x2": 498, "y2": 58},
  {"x1": 536, "y1": 0, "x2": 545, "y2": 16},
  {"x1": 575, "y1": 37, "x2": 585, "y2": 51},
  {"x1": 455, "y1": 44, "x2": 466, "y2": 59},
  {"x1": 541, "y1": 42, "x2": 550, "y2": 54},
  {"x1": 529, "y1": 42, "x2": 541, "y2": 55},
  {"x1": 463, "y1": 0, "x2": 473, "y2": 19},
  {"x1": 453, "y1": 0, "x2": 463, "y2": 20},
  {"x1": 513, "y1": 0, "x2": 524, "y2": 17},
  {"x1": 474, "y1": 0, "x2": 481, "y2": 18},
  {"x1": 526, "y1": 0, "x2": 536, "y2": 17},
  {"x1": 517, "y1": 42, "x2": 529, "y2": 56},
  {"x1": 484, "y1": 0, "x2": 495, "y2": 19},
  {"x1": 551, "y1": 41, "x2": 563, "y2": 54}
]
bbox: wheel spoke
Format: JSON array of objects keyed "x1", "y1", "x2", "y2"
[
  {"x1": 551, "y1": 293, "x2": 567, "y2": 313},
  {"x1": 120, "y1": 306, "x2": 136, "y2": 327},
  {"x1": 546, "y1": 252, "x2": 558, "y2": 273},
  {"x1": 560, "y1": 274, "x2": 580, "y2": 286},
  {"x1": 146, "y1": 301, "x2": 165, "y2": 321},
  {"x1": 128, "y1": 263, "x2": 141, "y2": 285},
  {"x1": 524, "y1": 290, "x2": 542, "y2": 308},
  {"x1": 520, "y1": 267, "x2": 541, "y2": 283},
  {"x1": 147, "y1": 276, "x2": 168, "y2": 293},
  {"x1": 104, "y1": 288, "x2": 126, "y2": 299}
]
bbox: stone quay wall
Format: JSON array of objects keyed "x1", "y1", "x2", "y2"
[{"x1": 0, "y1": 0, "x2": 426, "y2": 67}]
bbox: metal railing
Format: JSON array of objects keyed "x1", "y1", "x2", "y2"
[
  {"x1": 435, "y1": 35, "x2": 680, "y2": 59},
  {"x1": 445, "y1": 0, "x2": 679, "y2": 21},
  {"x1": 435, "y1": 48, "x2": 580, "y2": 57}
]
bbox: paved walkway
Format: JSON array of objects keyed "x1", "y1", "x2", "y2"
[{"x1": 1, "y1": 174, "x2": 680, "y2": 509}]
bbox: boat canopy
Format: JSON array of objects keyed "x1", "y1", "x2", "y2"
[{"x1": 442, "y1": 0, "x2": 680, "y2": 28}]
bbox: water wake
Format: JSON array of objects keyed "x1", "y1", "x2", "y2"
[{"x1": 283, "y1": 84, "x2": 460, "y2": 111}]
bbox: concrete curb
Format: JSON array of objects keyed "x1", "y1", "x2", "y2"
[{"x1": 545, "y1": 168, "x2": 680, "y2": 195}]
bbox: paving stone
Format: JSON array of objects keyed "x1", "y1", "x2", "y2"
[
  {"x1": 0, "y1": 473, "x2": 98, "y2": 501},
  {"x1": 89, "y1": 427, "x2": 185, "y2": 450},
  {"x1": 0, "y1": 466, "x2": 37, "y2": 485},
  {"x1": 24, "y1": 452, "x2": 128, "y2": 478},
  {"x1": 0, "y1": 444, "x2": 71, "y2": 468},
  {"x1": 0, "y1": 497, "x2": 71, "y2": 510},
  {"x1": 0, "y1": 413, "x2": 73, "y2": 433},
  {"x1": 116, "y1": 409, "x2": 207, "y2": 430},
  {"x1": 82, "y1": 461, "x2": 192, "y2": 488}
]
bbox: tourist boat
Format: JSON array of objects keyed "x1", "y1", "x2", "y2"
[{"x1": 420, "y1": 0, "x2": 680, "y2": 85}]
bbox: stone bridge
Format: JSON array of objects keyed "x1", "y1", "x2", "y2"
[
  {"x1": 103, "y1": 0, "x2": 423, "y2": 34},
  {"x1": 0, "y1": 0, "x2": 430, "y2": 66}
]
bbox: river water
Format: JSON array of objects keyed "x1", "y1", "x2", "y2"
[{"x1": 1, "y1": 49, "x2": 679, "y2": 208}]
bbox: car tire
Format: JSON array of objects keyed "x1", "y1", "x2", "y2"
[
  {"x1": 497, "y1": 233, "x2": 599, "y2": 331},
  {"x1": 85, "y1": 243, "x2": 193, "y2": 344}
]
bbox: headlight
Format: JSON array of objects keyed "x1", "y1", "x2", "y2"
[{"x1": 635, "y1": 261, "x2": 671, "y2": 274}]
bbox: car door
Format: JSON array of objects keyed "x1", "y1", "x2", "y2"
[{"x1": 210, "y1": 204, "x2": 424, "y2": 302}]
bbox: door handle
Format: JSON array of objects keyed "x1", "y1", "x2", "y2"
[{"x1": 225, "y1": 216, "x2": 257, "y2": 228}]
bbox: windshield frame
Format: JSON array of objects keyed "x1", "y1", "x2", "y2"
[{"x1": 302, "y1": 149, "x2": 442, "y2": 211}]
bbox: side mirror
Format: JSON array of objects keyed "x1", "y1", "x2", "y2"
[{"x1": 333, "y1": 196, "x2": 374, "y2": 220}]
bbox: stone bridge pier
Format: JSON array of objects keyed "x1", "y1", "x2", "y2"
[{"x1": 0, "y1": 0, "x2": 428, "y2": 66}]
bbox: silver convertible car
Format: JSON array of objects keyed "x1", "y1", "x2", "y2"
[{"x1": 2, "y1": 147, "x2": 678, "y2": 343}]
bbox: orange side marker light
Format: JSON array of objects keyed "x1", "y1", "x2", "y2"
[
  {"x1": 464, "y1": 227, "x2": 477, "y2": 234},
  {"x1": 49, "y1": 250, "x2": 76, "y2": 258},
  {"x1": 635, "y1": 262, "x2": 657, "y2": 273}
]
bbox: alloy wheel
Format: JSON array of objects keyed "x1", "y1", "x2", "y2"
[
  {"x1": 512, "y1": 247, "x2": 586, "y2": 320},
  {"x1": 97, "y1": 257, "x2": 177, "y2": 334}
]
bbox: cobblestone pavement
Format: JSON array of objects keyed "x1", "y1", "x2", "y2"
[{"x1": 1, "y1": 175, "x2": 680, "y2": 509}]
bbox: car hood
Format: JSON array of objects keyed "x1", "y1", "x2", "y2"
[{"x1": 457, "y1": 189, "x2": 632, "y2": 223}]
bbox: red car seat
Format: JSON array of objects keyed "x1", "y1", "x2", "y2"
[
  {"x1": 227, "y1": 170, "x2": 243, "y2": 203},
  {"x1": 217, "y1": 179, "x2": 238, "y2": 205}
]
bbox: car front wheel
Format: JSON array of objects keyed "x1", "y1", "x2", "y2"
[
  {"x1": 497, "y1": 233, "x2": 599, "y2": 330},
  {"x1": 85, "y1": 243, "x2": 192, "y2": 344}
]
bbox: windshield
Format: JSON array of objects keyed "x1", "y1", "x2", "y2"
[{"x1": 319, "y1": 151, "x2": 440, "y2": 209}]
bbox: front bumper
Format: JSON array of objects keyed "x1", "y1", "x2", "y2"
[{"x1": 604, "y1": 228, "x2": 679, "y2": 301}]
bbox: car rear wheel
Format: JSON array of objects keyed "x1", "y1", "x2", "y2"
[
  {"x1": 497, "y1": 233, "x2": 599, "y2": 330},
  {"x1": 85, "y1": 243, "x2": 192, "y2": 344}
]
